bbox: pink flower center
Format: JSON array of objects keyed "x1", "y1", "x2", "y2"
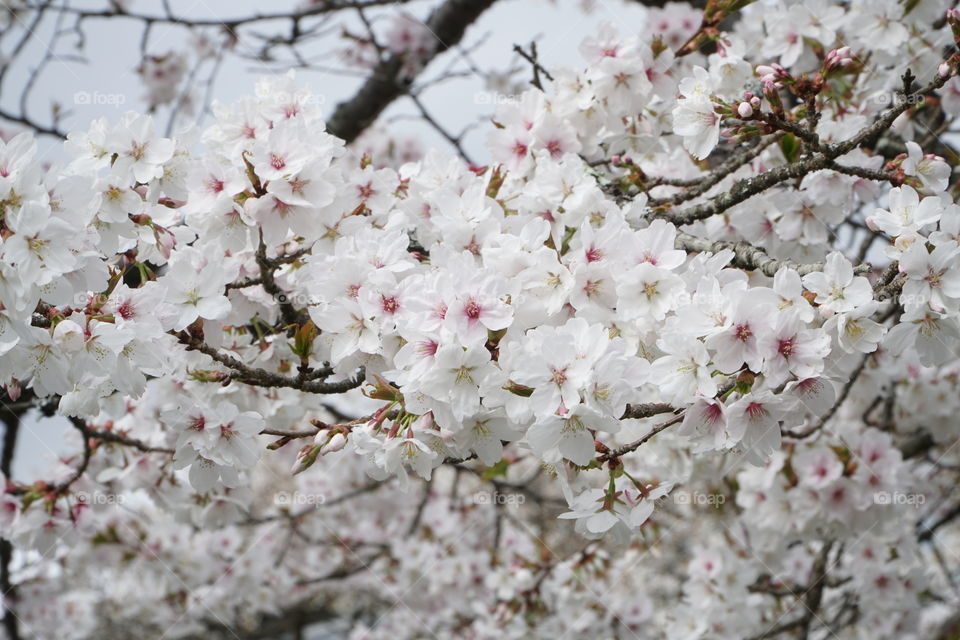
[
  {"x1": 381, "y1": 295, "x2": 399, "y2": 314},
  {"x1": 745, "y1": 402, "x2": 767, "y2": 421},
  {"x1": 116, "y1": 300, "x2": 135, "y2": 320},
  {"x1": 207, "y1": 177, "x2": 225, "y2": 194},
  {"x1": 464, "y1": 299, "x2": 482, "y2": 321},
  {"x1": 703, "y1": 403, "x2": 724, "y2": 424},
  {"x1": 357, "y1": 183, "x2": 375, "y2": 200},
  {"x1": 734, "y1": 324, "x2": 753, "y2": 341},
  {"x1": 417, "y1": 340, "x2": 439, "y2": 357},
  {"x1": 778, "y1": 338, "x2": 795, "y2": 357}
]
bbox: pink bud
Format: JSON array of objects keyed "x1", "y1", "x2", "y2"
[
  {"x1": 319, "y1": 432, "x2": 347, "y2": 456},
  {"x1": 292, "y1": 443, "x2": 322, "y2": 475},
  {"x1": 737, "y1": 102, "x2": 753, "y2": 118},
  {"x1": 750, "y1": 96, "x2": 761, "y2": 107},
  {"x1": 940, "y1": 62, "x2": 951, "y2": 77},
  {"x1": 3, "y1": 381, "x2": 21, "y2": 402}
]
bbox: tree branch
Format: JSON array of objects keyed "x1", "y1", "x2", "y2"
[{"x1": 325, "y1": 0, "x2": 498, "y2": 143}]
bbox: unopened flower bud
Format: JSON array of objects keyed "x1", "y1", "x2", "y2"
[
  {"x1": 755, "y1": 65, "x2": 776, "y2": 82},
  {"x1": 319, "y1": 432, "x2": 347, "y2": 455},
  {"x1": 3, "y1": 381, "x2": 21, "y2": 402},
  {"x1": 737, "y1": 102, "x2": 753, "y2": 118},
  {"x1": 292, "y1": 443, "x2": 322, "y2": 475},
  {"x1": 947, "y1": 8, "x2": 960, "y2": 43}
]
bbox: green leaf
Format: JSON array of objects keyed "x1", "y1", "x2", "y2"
[
  {"x1": 482, "y1": 459, "x2": 509, "y2": 480},
  {"x1": 503, "y1": 382, "x2": 534, "y2": 397},
  {"x1": 291, "y1": 320, "x2": 318, "y2": 358},
  {"x1": 780, "y1": 133, "x2": 800, "y2": 163}
]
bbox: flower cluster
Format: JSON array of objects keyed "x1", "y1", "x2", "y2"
[{"x1": 1, "y1": 1, "x2": 960, "y2": 638}]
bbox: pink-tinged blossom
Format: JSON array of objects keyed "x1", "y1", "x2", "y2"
[
  {"x1": 885, "y1": 307, "x2": 960, "y2": 367},
  {"x1": 528, "y1": 405, "x2": 617, "y2": 466},
  {"x1": 758, "y1": 311, "x2": 830, "y2": 386},
  {"x1": 903, "y1": 141, "x2": 950, "y2": 194},
  {"x1": 727, "y1": 391, "x2": 789, "y2": 466},
  {"x1": 705, "y1": 287, "x2": 778, "y2": 373},
  {"x1": 794, "y1": 446, "x2": 843, "y2": 489},
  {"x1": 678, "y1": 397, "x2": 729, "y2": 452},
  {"x1": 898, "y1": 241, "x2": 960, "y2": 310},
  {"x1": 445, "y1": 277, "x2": 513, "y2": 345}
]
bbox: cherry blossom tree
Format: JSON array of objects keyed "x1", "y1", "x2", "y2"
[{"x1": 3, "y1": 0, "x2": 960, "y2": 639}]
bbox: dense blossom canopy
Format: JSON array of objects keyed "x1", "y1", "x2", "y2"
[{"x1": 2, "y1": 0, "x2": 960, "y2": 638}]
